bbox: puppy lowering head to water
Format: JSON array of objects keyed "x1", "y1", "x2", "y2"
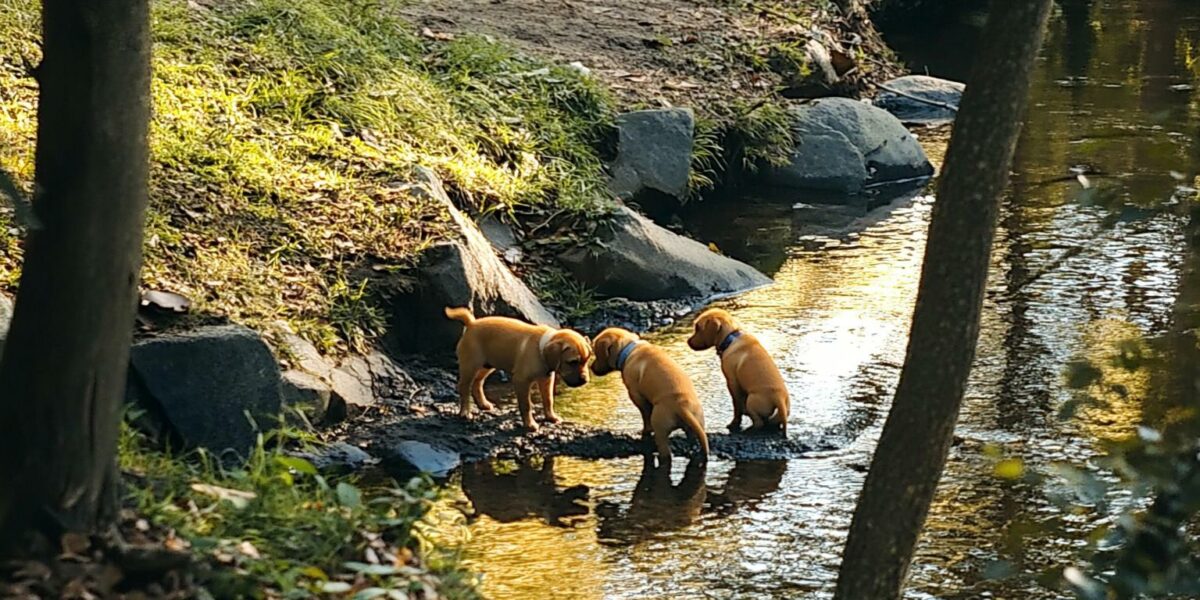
[
  {"x1": 445, "y1": 307, "x2": 592, "y2": 431},
  {"x1": 591, "y1": 327, "x2": 708, "y2": 465},
  {"x1": 687, "y1": 307, "x2": 789, "y2": 434}
]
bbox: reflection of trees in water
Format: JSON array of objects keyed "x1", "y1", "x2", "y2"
[{"x1": 460, "y1": 457, "x2": 589, "y2": 527}]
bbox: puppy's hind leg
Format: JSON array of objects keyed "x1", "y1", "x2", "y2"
[
  {"x1": 651, "y1": 408, "x2": 675, "y2": 468},
  {"x1": 456, "y1": 365, "x2": 478, "y2": 418},
  {"x1": 471, "y1": 368, "x2": 496, "y2": 412},
  {"x1": 537, "y1": 375, "x2": 561, "y2": 424}
]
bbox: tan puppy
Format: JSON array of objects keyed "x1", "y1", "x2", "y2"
[
  {"x1": 688, "y1": 308, "x2": 789, "y2": 434},
  {"x1": 445, "y1": 307, "x2": 592, "y2": 431},
  {"x1": 591, "y1": 327, "x2": 708, "y2": 464}
]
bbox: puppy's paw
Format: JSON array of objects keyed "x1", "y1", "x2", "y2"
[
  {"x1": 544, "y1": 413, "x2": 563, "y2": 425},
  {"x1": 726, "y1": 421, "x2": 743, "y2": 433},
  {"x1": 458, "y1": 409, "x2": 474, "y2": 419},
  {"x1": 523, "y1": 420, "x2": 541, "y2": 433},
  {"x1": 478, "y1": 400, "x2": 496, "y2": 412}
]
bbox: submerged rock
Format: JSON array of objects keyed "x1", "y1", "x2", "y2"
[
  {"x1": 763, "y1": 97, "x2": 933, "y2": 194},
  {"x1": 873, "y1": 75, "x2": 964, "y2": 126},
  {"x1": 382, "y1": 440, "x2": 461, "y2": 478},
  {"x1": 609, "y1": 108, "x2": 695, "y2": 215},
  {"x1": 291, "y1": 441, "x2": 376, "y2": 473},
  {"x1": 560, "y1": 205, "x2": 771, "y2": 301},
  {"x1": 127, "y1": 325, "x2": 281, "y2": 455},
  {"x1": 389, "y1": 168, "x2": 558, "y2": 358}
]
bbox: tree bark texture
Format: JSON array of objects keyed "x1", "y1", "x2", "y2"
[
  {"x1": 833, "y1": 1, "x2": 1053, "y2": 598},
  {"x1": 0, "y1": 0, "x2": 151, "y2": 553}
]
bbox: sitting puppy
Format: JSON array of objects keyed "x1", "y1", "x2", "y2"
[
  {"x1": 687, "y1": 308, "x2": 789, "y2": 434},
  {"x1": 591, "y1": 327, "x2": 708, "y2": 464},
  {"x1": 445, "y1": 307, "x2": 592, "y2": 431}
]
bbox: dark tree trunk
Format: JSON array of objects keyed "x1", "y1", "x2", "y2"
[
  {"x1": 833, "y1": 1, "x2": 1053, "y2": 598},
  {"x1": 0, "y1": 0, "x2": 151, "y2": 554}
]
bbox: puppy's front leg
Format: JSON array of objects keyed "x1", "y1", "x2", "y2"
[
  {"x1": 632, "y1": 394, "x2": 653, "y2": 437},
  {"x1": 515, "y1": 379, "x2": 539, "y2": 432},
  {"x1": 536, "y1": 375, "x2": 561, "y2": 424}
]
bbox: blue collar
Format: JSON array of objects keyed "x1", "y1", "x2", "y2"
[
  {"x1": 615, "y1": 340, "x2": 643, "y2": 371},
  {"x1": 717, "y1": 331, "x2": 742, "y2": 356}
]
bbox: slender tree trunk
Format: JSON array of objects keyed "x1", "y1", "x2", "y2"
[
  {"x1": 0, "y1": 0, "x2": 151, "y2": 554},
  {"x1": 833, "y1": 2, "x2": 1052, "y2": 598}
]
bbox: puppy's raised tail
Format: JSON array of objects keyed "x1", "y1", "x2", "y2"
[
  {"x1": 444, "y1": 306, "x2": 475, "y2": 326},
  {"x1": 680, "y1": 410, "x2": 710, "y2": 459}
]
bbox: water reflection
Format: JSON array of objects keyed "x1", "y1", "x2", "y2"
[
  {"x1": 596, "y1": 456, "x2": 707, "y2": 545},
  {"x1": 461, "y1": 457, "x2": 589, "y2": 527},
  {"x1": 430, "y1": 1, "x2": 1200, "y2": 597}
]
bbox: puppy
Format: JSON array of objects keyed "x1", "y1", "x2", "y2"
[
  {"x1": 687, "y1": 307, "x2": 789, "y2": 434},
  {"x1": 591, "y1": 327, "x2": 708, "y2": 464},
  {"x1": 445, "y1": 307, "x2": 592, "y2": 431}
]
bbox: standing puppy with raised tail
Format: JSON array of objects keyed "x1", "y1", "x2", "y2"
[
  {"x1": 688, "y1": 308, "x2": 789, "y2": 434},
  {"x1": 591, "y1": 327, "x2": 708, "y2": 466},
  {"x1": 445, "y1": 307, "x2": 592, "y2": 431}
]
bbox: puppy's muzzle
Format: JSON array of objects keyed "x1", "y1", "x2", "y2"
[
  {"x1": 686, "y1": 335, "x2": 706, "y2": 351},
  {"x1": 563, "y1": 371, "x2": 588, "y2": 388}
]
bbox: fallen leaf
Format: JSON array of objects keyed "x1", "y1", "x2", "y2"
[
  {"x1": 60, "y1": 532, "x2": 91, "y2": 558},
  {"x1": 190, "y1": 483, "x2": 257, "y2": 509},
  {"x1": 140, "y1": 290, "x2": 191, "y2": 313},
  {"x1": 420, "y1": 27, "x2": 455, "y2": 41},
  {"x1": 237, "y1": 541, "x2": 261, "y2": 559}
]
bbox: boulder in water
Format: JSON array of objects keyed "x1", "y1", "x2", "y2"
[
  {"x1": 560, "y1": 204, "x2": 771, "y2": 301},
  {"x1": 874, "y1": 75, "x2": 964, "y2": 126},
  {"x1": 762, "y1": 97, "x2": 933, "y2": 194}
]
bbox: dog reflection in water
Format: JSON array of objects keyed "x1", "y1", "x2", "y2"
[
  {"x1": 706, "y1": 460, "x2": 788, "y2": 516},
  {"x1": 596, "y1": 455, "x2": 708, "y2": 545},
  {"x1": 460, "y1": 457, "x2": 589, "y2": 527}
]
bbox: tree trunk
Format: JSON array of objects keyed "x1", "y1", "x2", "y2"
[
  {"x1": 0, "y1": 0, "x2": 151, "y2": 554},
  {"x1": 833, "y1": 1, "x2": 1053, "y2": 598}
]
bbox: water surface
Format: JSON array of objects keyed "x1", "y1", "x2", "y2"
[{"x1": 426, "y1": 2, "x2": 1200, "y2": 597}]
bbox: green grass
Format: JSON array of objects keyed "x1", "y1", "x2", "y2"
[
  {"x1": 0, "y1": 0, "x2": 614, "y2": 351},
  {"x1": 119, "y1": 418, "x2": 479, "y2": 598}
]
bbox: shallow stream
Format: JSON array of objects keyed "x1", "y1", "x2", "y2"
[{"x1": 425, "y1": 2, "x2": 1200, "y2": 597}]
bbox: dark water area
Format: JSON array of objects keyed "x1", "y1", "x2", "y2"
[{"x1": 424, "y1": 2, "x2": 1200, "y2": 597}]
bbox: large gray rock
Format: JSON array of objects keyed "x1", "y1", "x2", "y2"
[
  {"x1": 390, "y1": 168, "x2": 558, "y2": 358},
  {"x1": 874, "y1": 75, "x2": 964, "y2": 126},
  {"x1": 279, "y1": 333, "x2": 333, "y2": 380},
  {"x1": 383, "y1": 440, "x2": 461, "y2": 479},
  {"x1": 763, "y1": 98, "x2": 933, "y2": 194},
  {"x1": 561, "y1": 205, "x2": 772, "y2": 301},
  {"x1": 610, "y1": 108, "x2": 695, "y2": 212},
  {"x1": 127, "y1": 325, "x2": 281, "y2": 454},
  {"x1": 281, "y1": 369, "x2": 331, "y2": 423}
]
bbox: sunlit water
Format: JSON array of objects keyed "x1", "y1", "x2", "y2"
[{"x1": 424, "y1": 2, "x2": 1200, "y2": 597}]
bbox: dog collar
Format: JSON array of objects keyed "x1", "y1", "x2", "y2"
[
  {"x1": 615, "y1": 340, "x2": 643, "y2": 371},
  {"x1": 538, "y1": 329, "x2": 556, "y2": 352},
  {"x1": 716, "y1": 331, "x2": 742, "y2": 356}
]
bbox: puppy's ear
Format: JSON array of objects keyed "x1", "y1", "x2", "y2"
[
  {"x1": 544, "y1": 338, "x2": 567, "y2": 369},
  {"x1": 592, "y1": 335, "x2": 611, "y2": 367}
]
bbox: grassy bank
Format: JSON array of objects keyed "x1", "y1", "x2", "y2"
[
  {"x1": 0, "y1": 0, "x2": 615, "y2": 352},
  {"x1": 119, "y1": 418, "x2": 479, "y2": 597},
  {"x1": 0, "y1": 0, "x2": 893, "y2": 352}
]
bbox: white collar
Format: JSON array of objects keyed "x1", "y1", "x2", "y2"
[{"x1": 539, "y1": 329, "x2": 556, "y2": 352}]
